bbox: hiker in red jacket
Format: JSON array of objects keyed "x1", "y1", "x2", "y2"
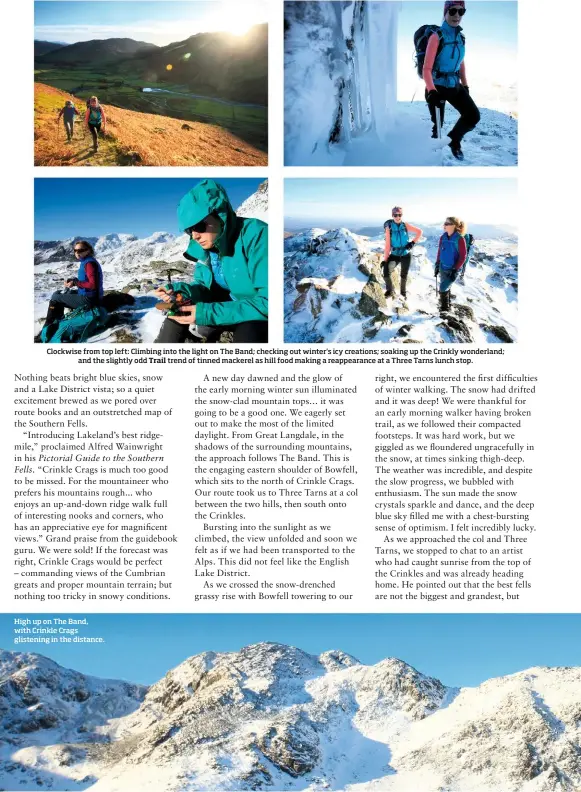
[{"x1": 85, "y1": 96, "x2": 107, "y2": 152}]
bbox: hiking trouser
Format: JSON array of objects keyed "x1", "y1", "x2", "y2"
[
  {"x1": 155, "y1": 318, "x2": 268, "y2": 344},
  {"x1": 64, "y1": 119, "x2": 74, "y2": 140},
  {"x1": 89, "y1": 123, "x2": 101, "y2": 149},
  {"x1": 39, "y1": 292, "x2": 96, "y2": 340},
  {"x1": 438, "y1": 269, "x2": 458, "y2": 294},
  {"x1": 383, "y1": 254, "x2": 411, "y2": 297},
  {"x1": 426, "y1": 85, "x2": 481, "y2": 143}
]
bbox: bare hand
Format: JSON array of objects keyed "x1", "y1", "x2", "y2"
[
  {"x1": 168, "y1": 305, "x2": 197, "y2": 325},
  {"x1": 153, "y1": 288, "x2": 174, "y2": 303}
]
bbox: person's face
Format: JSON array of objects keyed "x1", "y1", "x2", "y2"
[
  {"x1": 74, "y1": 245, "x2": 89, "y2": 258},
  {"x1": 187, "y1": 213, "x2": 221, "y2": 249},
  {"x1": 90, "y1": 99, "x2": 97, "y2": 106},
  {"x1": 392, "y1": 212, "x2": 403, "y2": 224},
  {"x1": 444, "y1": 220, "x2": 455, "y2": 234},
  {"x1": 445, "y1": 5, "x2": 465, "y2": 27}
]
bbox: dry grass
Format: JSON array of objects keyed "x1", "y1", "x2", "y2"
[{"x1": 34, "y1": 83, "x2": 267, "y2": 167}]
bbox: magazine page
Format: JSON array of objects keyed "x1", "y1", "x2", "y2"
[{"x1": 1, "y1": 0, "x2": 580, "y2": 791}]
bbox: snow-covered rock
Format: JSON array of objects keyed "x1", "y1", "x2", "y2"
[
  {"x1": 284, "y1": 225, "x2": 518, "y2": 344},
  {"x1": 236, "y1": 179, "x2": 268, "y2": 223},
  {"x1": 0, "y1": 643, "x2": 579, "y2": 791}
]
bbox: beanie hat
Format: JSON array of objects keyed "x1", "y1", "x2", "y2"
[
  {"x1": 392, "y1": 207, "x2": 403, "y2": 216},
  {"x1": 444, "y1": 1, "x2": 465, "y2": 12}
]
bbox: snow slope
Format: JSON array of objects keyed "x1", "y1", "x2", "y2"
[
  {"x1": 284, "y1": 226, "x2": 518, "y2": 344},
  {"x1": 33, "y1": 183, "x2": 268, "y2": 343},
  {"x1": 0, "y1": 643, "x2": 579, "y2": 792},
  {"x1": 284, "y1": 3, "x2": 517, "y2": 166}
]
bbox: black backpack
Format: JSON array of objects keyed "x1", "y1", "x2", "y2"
[{"x1": 414, "y1": 25, "x2": 444, "y2": 78}]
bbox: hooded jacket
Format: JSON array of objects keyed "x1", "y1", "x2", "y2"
[{"x1": 176, "y1": 180, "x2": 268, "y2": 326}]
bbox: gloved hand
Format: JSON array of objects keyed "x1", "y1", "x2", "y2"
[
  {"x1": 449, "y1": 270, "x2": 459, "y2": 282},
  {"x1": 434, "y1": 262, "x2": 440, "y2": 276},
  {"x1": 406, "y1": 241, "x2": 416, "y2": 251},
  {"x1": 381, "y1": 260, "x2": 388, "y2": 267},
  {"x1": 427, "y1": 89, "x2": 443, "y2": 106}
]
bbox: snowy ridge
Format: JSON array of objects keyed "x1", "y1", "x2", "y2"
[
  {"x1": 284, "y1": 226, "x2": 517, "y2": 344},
  {"x1": 33, "y1": 183, "x2": 268, "y2": 343},
  {"x1": 0, "y1": 643, "x2": 579, "y2": 791}
]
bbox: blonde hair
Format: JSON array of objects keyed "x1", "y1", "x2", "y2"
[
  {"x1": 89, "y1": 96, "x2": 99, "y2": 104},
  {"x1": 446, "y1": 216, "x2": 467, "y2": 235}
]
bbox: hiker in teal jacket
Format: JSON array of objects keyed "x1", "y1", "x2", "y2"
[{"x1": 154, "y1": 180, "x2": 268, "y2": 343}]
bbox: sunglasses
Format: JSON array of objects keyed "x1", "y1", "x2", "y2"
[
  {"x1": 74, "y1": 247, "x2": 88, "y2": 254},
  {"x1": 447, "y1": 7, "x2": 466, "y2": 16},
  {"x1": 393, "y1": 214, "x2": 402, "y2": 218},
  {"x1": 444, "y1": 222, "x2": 454, "y2": 226},
  {"x1": 186, "y1": 218, "x2": 216, "y2": 235}
]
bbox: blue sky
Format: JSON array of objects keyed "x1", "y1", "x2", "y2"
[
  {"x1": 285, "y1": 178, "x2": 517, "y2": 227},
  {"x1": 2, "y1": 614, "x2": 579, "y2": 688},
  {"x1": 396, "y1": 2, "x2": 518, "y2": 99},
  {"x1": 35, "y1": 1, "x2": 269, "y2": 46},
  {"x1": 35, "y1": 178, "x2": 263, "y2": 240}
]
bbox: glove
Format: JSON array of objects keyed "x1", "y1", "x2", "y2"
[
  {"x1": 449, "y1": 270, "x2": 459, "y2": 282},
  {"x1": 427, "y1": 89, "x2": 443, "y2": 106},
  {"x1": 381, "y1": 260, "x2": 388, "y2": 267},
  {"x1": 434, "y1": 262, "x2": 440, "y2": 276},
  {"x1": 406, "y1": 241, "x2": 416, "y2": 251}
]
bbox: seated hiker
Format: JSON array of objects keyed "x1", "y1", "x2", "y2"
[
  {"x1": 434, "y1": 216, "x2": 468, "y2": 314},
  {"x1": 57, "y1": 100, "x2": 80, "y2": 142},
  {"x1": 382, "y1": 207, "x2": 422, "y2": 302},
  {"x1": 154, "y1": 179, "x2": 268, "y2": 344},
  {"x1": 36, "y1": 241, "x2": 104, "y2": 341},
  {"x1": 85, "y1": 96, "x2": 107, "y2": 152}
]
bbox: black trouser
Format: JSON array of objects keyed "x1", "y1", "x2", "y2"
[
  {"x1": 89, "y1": 122, "x2": 101, "y2": 149},
  {"x1": 155, "y1": 318, "x2": 268, "y2": 344},
  {"x1": 426, "y1": 85, "x2": 481, "y2": 143},
  {"x1": 64, "y1": 119, "x2": 74, "y2": 140},
  {"x1": 383, "y1": 254, "x2": 411, "y2": 297},
  {"x1": 39, "y1": 292, "x2": 96, "y2": 340}
]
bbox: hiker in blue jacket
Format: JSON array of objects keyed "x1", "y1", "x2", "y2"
[
  {"x1": 434, "y1": 217, "x2": 468, "y2": 313},
  {"x1": 36, "y1": 241, "x2": 104, "y2": 342},
  {"x1": 57, "y1": 100, "x2": 80, "y2": 142},
  {"x1": 423, "y1": 1, "x2": 481, "y2": 160}
]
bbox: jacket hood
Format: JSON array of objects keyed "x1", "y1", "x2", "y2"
[{"x1": 177, "y1": 179, "x2": 238, "y2": 261}]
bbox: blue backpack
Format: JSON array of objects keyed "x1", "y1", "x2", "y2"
[
  {"x1": 384, "y1": 219, "x2": 410, "y2": 256},
  {"x1": 88, "y1": 106, "x2": 102, "y2": 125},
  {"x1": 40, "y1": 305, "x2": 108, "y2": 343}
]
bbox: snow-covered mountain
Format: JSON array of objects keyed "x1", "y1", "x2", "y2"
[
  {"x1": 284, "y1": 2, "x2": 517, "y2": 166},
  {"x1": 0, "y1": 643, "x2": 579, "y2": 791},
  {"x1": 33, "y1": 183, "x2": 268, "y2": 343},
  {"x1": 284, "y1": 226, "x2": 518, "y2": 343}
]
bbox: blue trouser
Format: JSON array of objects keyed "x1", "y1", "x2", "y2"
[{"x1": 439, "y1": 269, "x2": 457, "y2": 293}]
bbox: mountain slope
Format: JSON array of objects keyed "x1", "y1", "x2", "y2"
[
  {"x1": 284, "y1": 227, "x2": 517, "y2": 343},
  {"x1": 36, "y1": 38, "x2": 159, "y2": 66},
  {"x1": 0, "y1": 643, "x2": 579, "y2": 792},
  {"x1": 34, "y1": 41, "x2": 66, "y2": 57},
  {"x1": 34, "y1": 83, "x2": 267, "y2": 167}
]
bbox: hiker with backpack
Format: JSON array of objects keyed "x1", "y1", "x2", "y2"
[
  {"x1": 382, "y1": 207, "x2": 423, "y2": 303},
  {"x1": 85, "y1": 96, "x2": 107, "y2": 152},
  {"x1": 153, "y1": 179, "x2": 268, "y2": 343},
  {"x1": 57, "y1": 100, "x2": 80, "y2": 142},
  {"x1": 434, "y1": 217, "x2": 468, "y2": 313},
  {"x1": 418, "y1": 1, "x2": 481, "y2": 160},
  {"x1": 36, "y1": 241, "x2": 104, "y2": 342}
]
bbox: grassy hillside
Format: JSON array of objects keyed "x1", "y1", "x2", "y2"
[
  {"x1": 34, "y1": 83, "x2": 267, "y2": 167},
  {"x1": 34, "y1": 67, "x2": 267, "y2": 151},
  {"x1": 36, "y1": 37, "x2": 158, "y2": 65}
]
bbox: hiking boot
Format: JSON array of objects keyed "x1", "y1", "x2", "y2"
[
  {"x1": 439, "y1": 291, "x2": 451, "y2": 314},
  {"x1": 384, "y1": 290, "x2": 394, "y2": 299},
  {"x1": 449, "y1": 140, "x2": 464, "y2": 160}
]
